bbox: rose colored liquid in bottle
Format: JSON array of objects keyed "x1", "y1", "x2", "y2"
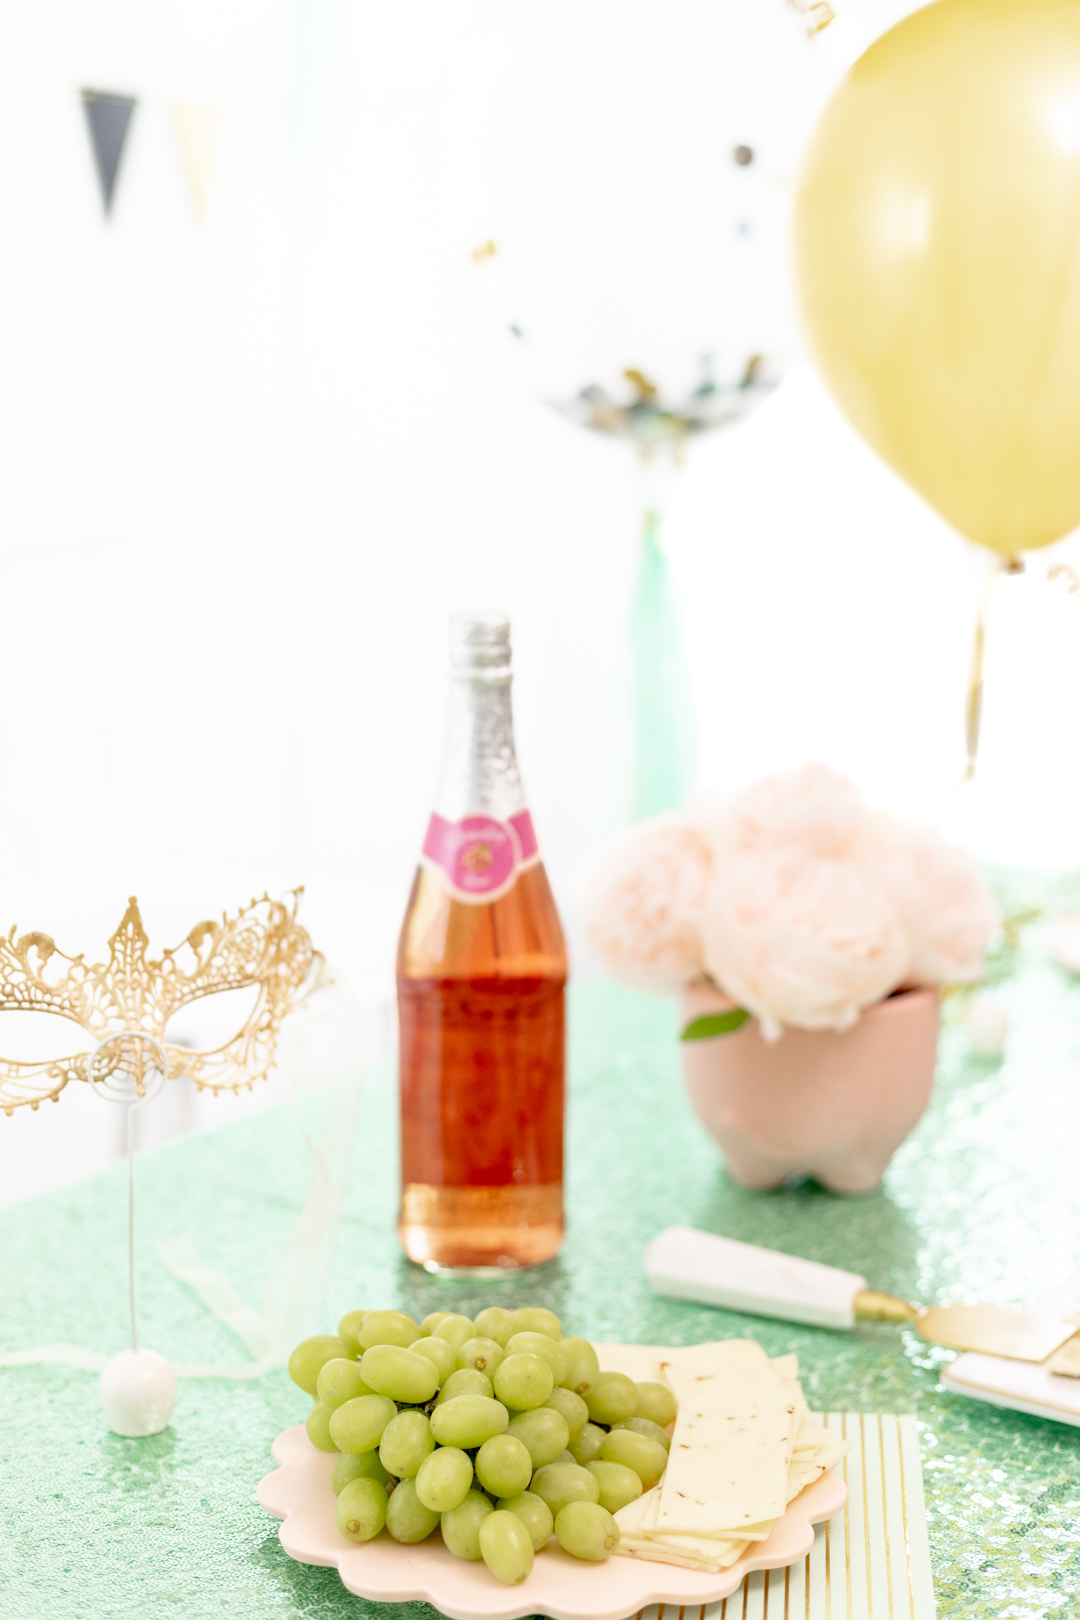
[{"x1": 397, "y1": 615, "x2": 567, "y2": 1274}]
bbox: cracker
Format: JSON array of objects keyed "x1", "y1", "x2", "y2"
[
  {"x1": 615, "y1": 1536, "x2": 751, "y2": 1573},
  {"x1": 614, "y1": 1339, "x2": 849, "y2": 1572},
  {"x1": 657, "y1": 1342, "x2": 795, "y2": 1533}
]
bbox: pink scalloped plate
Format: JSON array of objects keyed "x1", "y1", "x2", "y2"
[{"x1": 257, "y1": 1344, "x2": 847, "y2": 1620}]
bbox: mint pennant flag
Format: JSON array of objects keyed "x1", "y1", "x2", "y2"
[{"x1": 80, "y1": 89, "x2": 136, "y2": 215}]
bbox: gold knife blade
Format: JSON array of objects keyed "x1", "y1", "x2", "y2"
[
  {"x1": 916, "y1": 1305, "x2": 1078, "y2": 1362},
  {"x1": 853, "y1": 1290, "x2": 1078, "y2": 1362}
]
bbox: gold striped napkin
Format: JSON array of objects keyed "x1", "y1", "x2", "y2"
[{"x1": 634, "y1": 1413, "x2": 935, "y2": 1620}]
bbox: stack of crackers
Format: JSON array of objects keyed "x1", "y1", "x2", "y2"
[{"x1": 613, "y1": 1340, "x2": 848, "y2": 1574}]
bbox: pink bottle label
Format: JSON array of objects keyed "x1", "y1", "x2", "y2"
[{"x1": 422, "y1": 808, "x2": 540, "y2": 904}]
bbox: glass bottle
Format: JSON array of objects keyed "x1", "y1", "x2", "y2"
[{"x1": 397, "y1": 613, "x2": 567, "y2": 1275}]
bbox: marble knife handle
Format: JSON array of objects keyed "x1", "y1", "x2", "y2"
[{"x1": 644, "y1": 1225, "x2": 868, "y2": 1331}]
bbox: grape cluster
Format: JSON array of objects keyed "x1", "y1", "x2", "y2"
[{"x1": 287, "y1": 1305, "x2": 677, "y2": 1588}]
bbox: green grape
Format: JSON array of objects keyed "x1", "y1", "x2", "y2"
[
  {"x1": 386, "y1": 1478, "x2": 440, "y2": 1544},
  {"x1": 430, "y1": 1395, "x2": 510, "y2": 1449},
  {"x1": 358, "y1": 1310, "x2": 422, "y2": 1351},
  {"x1": 433, "y1": 1313, "x2": 475, "y2": 1352},
  {"x1": 530, "y1": 1462, "x2": 600, "y2": 1519},
  {"x1": 479, "y1": 1509, "x2": 535, "y2": 1586},
  {"x1": 506, "y1": 1407, "x2": 570, "y2": 1469},
  {"x1": 511, "y1": 1307, "x2": 562, "y2": 1340},
  {"x1": 472, "y1": 1306, "x2": 517, "y2": 1347},
  {"x1": 329, "y1": 1393, "x2": 398, "y2": 1454},
  {"x1": 567, "y1": 1422, "x2": 606, "y2": 1467},
  {"x1": 317, "y1": 1358, "x2": 373, "y2": 1411},
  {"x1": 359, "y1": 1345, "x2": 440, "y2": 1404},
  {"x1": 551, "y1": 1450, "x2": 576, "y2": 1466},
  {"x1": 419, "y1": 1310, "x2": 451, "y2": 1336},
  {"x1": 410, "y1": 1336, "x2": 458, "y2": 1382},
  {"x1": 434, "y1": 1367, "x2": 493, "y2": 1404},
  {"x1": 494, "y1": 1353, "x2": 554, "y2": 1412},
  {"x1": 554, "y1": 1500, "x2": 620, "y2": 1561},
  {"x1": 557, "y1": 1337, "x2": 600, "y2": 1398},
  {"x1": 586, "y1": 1460, "x2": 643, "y2": 1514},
  {"x1": 613, "y1": 1415, "x2": 671, "y2": 1452},
  {"x1": 506, "y1": 1332, "x2": 566, "y2": 1383},
  {"x1": 335, "y1": 1477, "x2": 387, "y2": 1542},
  {"x1": 331, "y1": 1450, "x2": 391, "y2": 1495},
  {"x1": 584, "y1": 1371, "x2": 638, "y2": 1426},
  {"x1": 378, "y1": 1409, "x2": 435, "y2": 1478},
  {"x1": 440, "y1": 1489, "x2": 493, "y2": 1559},
  {"x1": 599, "y1": 1428, "x2": 668, "y2": 1484},
  {"x1": 495, "y1": 1490, "x2": 554, "y2": 1552},
  {"x1": 306, "y1": 1401, "x2": 339, "y2": 1452},
  {"x1": 288, "y1": 1335, "x2": 353, "y2": 1395},
  {"x1": 634, "y1": 1380, "x2": 677, "y2": 1428},
  {"x1": 474, "y1": 1434, "x2": 533, "y2": 1498},
  {"x1": 415, "y1": 1446, "x2": 473, "y2": 1513},
  {"x1": 337, "y1": 1310, "x2": 368, "y2": 1357},
  {"x1": 457, "y1": 1337, "x2": 504, "y2": 1376},
  {"x1": 537, "y1": 1386, "x2": 588, "y2": 1441}
]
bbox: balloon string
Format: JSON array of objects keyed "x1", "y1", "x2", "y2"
[
  {"x1": 961, "y1": 575, "x2": 991, "y2": 784},
  {"x1": 959, "y1": 556, "x2": 1023, "y2": 785}
]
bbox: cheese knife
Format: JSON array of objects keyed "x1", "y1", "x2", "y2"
[{"x1": 645, "y1": 1226, "x2": 1080, "y2": 1364}]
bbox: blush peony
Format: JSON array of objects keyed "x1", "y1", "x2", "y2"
[
  {"x1": 580, "y1": 763, "x2": 997, "y2": 1035},
  {"x1": 701, "y1": 763, "x2": 870, "y2": 860},
  {"x1": 582, "y1": 815, "x2": 712, "y2": 992},
  {"x1": 871, "y1": 822, "x2": 1000, "y2": 985},
  {"x1": 699, "y1": 846, "x2": 911, "y2": 1041}
]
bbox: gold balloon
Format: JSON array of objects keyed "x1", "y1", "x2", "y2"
[{"x1": 794, "y1": 0, "x2": 1080, "y2": 557}]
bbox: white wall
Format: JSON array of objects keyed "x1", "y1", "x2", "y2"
[{"x1": 2, "y1": 0, "x2": 1078, "y2": 1206}]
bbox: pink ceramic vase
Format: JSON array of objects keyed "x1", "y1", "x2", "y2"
[{"x1": 679, "y1": 981, "x2": 940, "y2": 1193}]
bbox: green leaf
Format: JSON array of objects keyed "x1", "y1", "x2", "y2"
[{"x1": 679, "y1": 1007, "x2": 751, "y2": 1042}]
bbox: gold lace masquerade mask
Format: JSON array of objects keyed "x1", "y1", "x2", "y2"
[{"x1": 0, "y1": 892, "x2": 315, "y2": 1115}]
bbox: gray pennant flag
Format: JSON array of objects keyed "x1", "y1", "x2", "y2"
[{"x1": 80, "y1": 89, "x2": 136, "y2": 215}]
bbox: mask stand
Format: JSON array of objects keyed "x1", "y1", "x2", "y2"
[{"x1": 89, "y1": 1029, "x2": 178, "y2": 1437}]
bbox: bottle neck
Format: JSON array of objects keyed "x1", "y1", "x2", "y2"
[{"x1": 433, "y1": 673, "x2": 526, "y2": 821}]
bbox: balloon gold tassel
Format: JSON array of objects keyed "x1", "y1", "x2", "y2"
[{"x1": 959, "y1": 557, "x2": 1022, "y2": 784}]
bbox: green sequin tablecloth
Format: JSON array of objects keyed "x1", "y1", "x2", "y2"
[{"x1": 3, "y1": 972, "x2": 1080, "y2": 1620}]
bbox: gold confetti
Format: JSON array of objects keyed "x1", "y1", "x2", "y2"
[
  {"x1": 788, "y1": 0, "x2": 835, "y2": 36},
  {"x1": 623, "y1": 368, "x2": 659, "y2": 402}
]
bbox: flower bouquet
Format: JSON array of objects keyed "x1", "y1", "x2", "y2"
[{"x1": 582, "y1": 765, "x2": 999, "y2": 1191}]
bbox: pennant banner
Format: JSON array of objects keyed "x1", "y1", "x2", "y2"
[
  {"x1": 171, "y1": 103, "x2": 223, "y2": 222},
  {"x1": 80, "y1": 89, "x2": 137, "y2": 215}
]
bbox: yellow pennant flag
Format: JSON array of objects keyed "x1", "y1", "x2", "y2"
[{"x1": 171, "y1": 103, "x2": 224, "y2": 222}]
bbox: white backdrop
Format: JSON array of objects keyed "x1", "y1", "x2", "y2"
[{"x1": 2, "y1": 0, "x2": 1079, "y2": 1205}]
